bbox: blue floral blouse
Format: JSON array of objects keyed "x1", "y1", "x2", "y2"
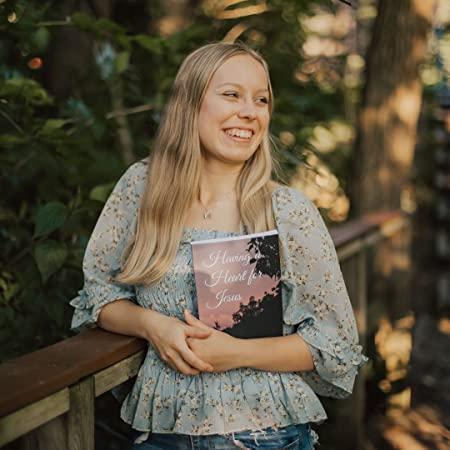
[{"x1": 70, "y1": 159, "x2": 368, "y2": 436}]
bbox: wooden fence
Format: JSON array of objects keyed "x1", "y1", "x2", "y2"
[{"x1": 0, "y1": 210, "x2": 410, "y2": 450}]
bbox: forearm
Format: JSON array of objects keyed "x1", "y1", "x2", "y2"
[
  {"x1": 97, "y1": 299, "x2": 158, "y2": 341},
  {"x1": 235, "y1": 333, "x2": 315, "y2": 372}
]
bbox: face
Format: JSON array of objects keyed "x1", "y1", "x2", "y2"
[{"x1": 197, "y1": 54, "x2": 271, "y2": 167}]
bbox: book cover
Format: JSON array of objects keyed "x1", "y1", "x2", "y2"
[{"x1": 191, "y1": 230, "x2": 282, "y2": 339}]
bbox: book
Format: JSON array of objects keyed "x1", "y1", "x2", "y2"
[{"x1": 191, "y1": 230, "x2": 283, "y2": 339}]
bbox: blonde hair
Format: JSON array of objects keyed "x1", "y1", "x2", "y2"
[{"x1": 117, "y1": 41, "x2": 278, "y2": 286}]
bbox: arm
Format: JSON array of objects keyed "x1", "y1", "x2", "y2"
[
  {"x1": 98, "y1": 300, "x2": 214, "y2": 375},
  {"x1": 70, "y1": 161, "x2": 212, "y2": 375},
  {"x1": 274, "y1": 188, "x2": 368, "y2": 398},
  {"x1": 236, "y1": 333, "x2": 314, "y2": 372},
  {"x1": 184, "y1": 310, "x2": 314, "y2": 372}
]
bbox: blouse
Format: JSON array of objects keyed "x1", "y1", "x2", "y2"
[{"x1": 70, "y1": 158, "x2": 368, "y2": 436}]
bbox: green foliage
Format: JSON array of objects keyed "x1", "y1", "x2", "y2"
[{"x1": 0, "y1": 0, "x2": 351, "y2": 361}]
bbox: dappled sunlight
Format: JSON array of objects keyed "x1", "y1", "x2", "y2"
[
  {"x1": 375, "y1": 314, "x2": 413, "y2": 401},
  {"x1": 376, "y1": 405, "x2": 450, "y2": 450},
  {"x1": 390, "y1": 127, "x2": 416, "y2": 167},
  {"x1": 302, "y1": 36, "x2": 347, "y2": 58},
  {"x1": 309, "y1": 120, "x2": 354, "y2": 153},
  {"x1": 296, "y1": 3, "x2": 360, "y2": 89},
  {"x1": 438, "y1": 317, "x2": 450, "y2": 334},
  {"x1": 302, "y1": 5, "x2": 353, "y2": 38},
  {"x1": 392, "y1": 84, "x2": 422, "y2": 125},
  {"x1": 368, "y1": 314, "x2": 450, "y2": 449},
  {"x1": 291, "y1": 150, "x2": 350, "y2": 221}
]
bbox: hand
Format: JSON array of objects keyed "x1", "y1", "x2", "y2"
[
  {"x1": 184, "y1": 310, "x2": 241, "y2": 372},
  {"x1": 142, "y1": 309, "x2": 214, "y2": 375}
]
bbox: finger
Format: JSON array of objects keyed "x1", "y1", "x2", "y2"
[
  {"x1": 168, "y1": 352, "x2": 200, "y2": 376},
  {"x1": 184, "y1": 310, "x2": 212, "y2": 332},
  {"x1": 180, "y1": 345, "x2": 214, "y2": 372},
  {"x1": 185, "y1": 326, "x2": 212, "y2": 339}
]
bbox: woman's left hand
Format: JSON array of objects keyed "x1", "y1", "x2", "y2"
[{"x1": 184, "y1": 310, "x2": 241, "y2": 372}]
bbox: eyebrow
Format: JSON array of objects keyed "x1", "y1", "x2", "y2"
[{"x1": 216, "y1": 82, "x2": 269, "y2": 93}]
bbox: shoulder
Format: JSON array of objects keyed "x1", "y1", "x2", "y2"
[
  {"x1": 115, "y1": 158, "x2": 148, "y2": 195},
  {"x1": 271, "y1": 184, "x2": 312, "y2": 208},
  {"x1": 272, "y1": 184, "x2": 322, "y2": 226},
  {"x1": 121, "y1": 157, "x2": 149, "y2": 182}
]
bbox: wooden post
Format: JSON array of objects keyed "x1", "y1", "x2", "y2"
[
  {"x1": 67, "y1": 377, "x2": 95, "y2": 450},
  {"x1": 17, "y1": 378, "x2": 94, "y2": 450}
]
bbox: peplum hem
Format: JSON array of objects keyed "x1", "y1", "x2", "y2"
[{"x1": 119, "y1": 348, "x2": 328, "y2": 435}]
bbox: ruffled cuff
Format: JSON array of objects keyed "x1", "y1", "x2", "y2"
[
  {"x1": 296, "y1": 317, "x2": 368, "y2": 398},
  {"x1": 69, "y1": 284, "x2": 135, "y2": 332}
]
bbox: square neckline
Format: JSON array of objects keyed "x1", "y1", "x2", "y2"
[{"x1": 182, "y1": 185, "x2": 285, "y2": 235}]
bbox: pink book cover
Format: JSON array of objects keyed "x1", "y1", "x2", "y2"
[{"x1": 191, "y1": 230, "x2": 282, "y2": 339}]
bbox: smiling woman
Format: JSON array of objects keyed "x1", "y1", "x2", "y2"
[{"x1": 70, "y1": 41, "x2": 367, "y2": 450}]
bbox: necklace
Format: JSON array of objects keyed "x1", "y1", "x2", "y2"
[{"x1": 198, "y1": 189, "x2": 236, "y2": 220}]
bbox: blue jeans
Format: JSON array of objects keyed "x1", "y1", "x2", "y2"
[{"x1": 130, "y1": 423, "x2": 315, "y2": 449}]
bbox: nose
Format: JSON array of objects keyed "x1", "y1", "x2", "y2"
[{"x1": 237, "y1": 98, "x2": 256, "y2": 120}]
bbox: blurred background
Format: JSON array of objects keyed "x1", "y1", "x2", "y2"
[{"x1": 0, "y1": 0, "x2": 449, "y2": 449}]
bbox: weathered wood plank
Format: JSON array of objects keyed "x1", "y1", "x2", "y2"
[
  {"x1": 18, "y1": 415, "x2": 67, "y2": 450},
  {"x1": 67, "y1": 378, "x2": 95, "y2": 450},
  {"x1": 95, "y1": 349, "x2": 146, "y2": 397},
  {"x1": 0, "y1": 329, "x2": 146, "y2": 417},
  {"x1": 0, "y1": 389, "x2": 69, "y2": 447}
]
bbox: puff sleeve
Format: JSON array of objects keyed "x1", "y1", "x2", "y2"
[
  {"x1": 274, "y1": 187, "x2": 368, "y2": 399},
  {"x1": 69, "y1": 160, "x2": 148, "y2": 331}
]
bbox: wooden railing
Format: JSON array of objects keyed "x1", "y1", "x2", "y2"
[{"x1": 0, "y1": 210, "x2": 410, "y2": 450}]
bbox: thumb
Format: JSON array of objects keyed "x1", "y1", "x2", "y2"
[{"x1": 185, "y1": 327, "x2": 212, "y2": 338}]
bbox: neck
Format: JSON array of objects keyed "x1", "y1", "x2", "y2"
[{"x1": 199, "y1": 160, "x2": 242, "y2": 205}]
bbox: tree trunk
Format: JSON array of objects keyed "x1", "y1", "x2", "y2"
[{"x1": 349, "y1": 0, "x2": 437, "y2": 216}]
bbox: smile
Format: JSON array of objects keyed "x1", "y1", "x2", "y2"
[{"x1": 223, "y1": 128, "x2": 254, "y2": 142}]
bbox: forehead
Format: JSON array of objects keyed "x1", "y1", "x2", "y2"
[{"x1": 208, "y1": 54, "x2": 269, "y2": 90}]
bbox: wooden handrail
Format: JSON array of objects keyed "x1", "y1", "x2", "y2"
[
  {"x1": 0, "y1": 209, "x2": 410, "y2": 449},
  {"x1": 0, "y1": 329, "x2": 146, "y2": 418}
]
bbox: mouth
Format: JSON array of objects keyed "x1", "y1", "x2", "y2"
[{"x1": 222, "y1": 128, "x2": 255, "y2": 143}]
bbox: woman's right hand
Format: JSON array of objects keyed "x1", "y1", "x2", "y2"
[{"x1": 142, "y1": 309, "x2": 214, "y2": 375}]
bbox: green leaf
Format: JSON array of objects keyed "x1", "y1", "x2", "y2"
[
  {"x1": 0, "y1": 78, "x2": 52, "y2": 106},
  {"x1": 0, "y1": 134, "x2": 29, "y2": 148},
  {"x1": 133, "y1": 35, "x2": 162, "y2": 54},
  {"x1": 38, "y1": 119, "x2": 70, "y2": 137},
  {"x1": 115, "y1": 51, "x2": 130, "y2": 74},
  {"x1": 0, "y1": 207, "x2": 16, "y2": 223},
  {"x1": 71, "y1": 12, "x2": 96, "y2": 31},
  {"x1": 89, "y1": 182, "x2": 115, "y2": 203},
  {"x1": 33, "y1": 27, "x2": 50, "y2": 52},
  {"x1": 33, "y1": 240, "x2": 68, "y2": 283},
  {"x1": 96, "y1": 18, "x2": 126, "y2": 35},
  {"x1": 34, "y1": 202, "x2": 67, "y2": 238}
]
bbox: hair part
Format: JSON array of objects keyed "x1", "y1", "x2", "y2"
[{"x1": 117, "y1": 41, "x2": 279, "y2": 286}]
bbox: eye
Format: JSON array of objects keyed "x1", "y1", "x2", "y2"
[
  {"x1": 223, "y1": 91, "x2": 238, "y2": 98},
  {"x1": 257, "y1": 96, "x2": 269, "y2": 105}
]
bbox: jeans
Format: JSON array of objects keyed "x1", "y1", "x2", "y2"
[{"x1": 130, "y1": 423, "x2": 315, "y2": 449}]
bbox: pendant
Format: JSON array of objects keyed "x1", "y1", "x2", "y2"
[{"x1": 203, "y1": 209, "x2": 212, "y2": 220}]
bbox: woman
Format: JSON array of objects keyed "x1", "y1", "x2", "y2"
[{"x1": 70, "y1": 41, "x2": 368, "y2": 450}]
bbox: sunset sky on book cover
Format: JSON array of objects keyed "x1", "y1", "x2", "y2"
[{"x1": 191, "y1": 231, "x2": 282, "y2": 338}]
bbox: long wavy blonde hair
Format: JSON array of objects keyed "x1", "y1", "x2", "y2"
[{"x1": 117, "y1": 41, "x2": 278, "y2": 286}]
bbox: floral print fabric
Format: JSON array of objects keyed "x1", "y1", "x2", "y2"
[{"x1": 70, "y1": 159, "x2": 368, "y2": 435}]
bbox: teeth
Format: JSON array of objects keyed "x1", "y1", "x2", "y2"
[{"x1": 225, "y1": 128, "x2": 252, "y2": 139}]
